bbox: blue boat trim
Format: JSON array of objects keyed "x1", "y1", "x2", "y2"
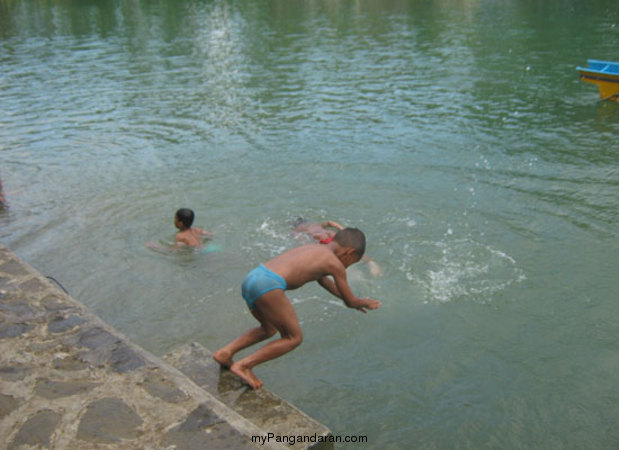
[{"x1": 577, "y1": 59, "x2": 619, "y2": 75}]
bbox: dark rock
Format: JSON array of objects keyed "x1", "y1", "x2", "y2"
[
  {"x1": 77, "y1": 326, "x2": 120, "y2": 350},
  {"x1": 109, "y1": 344, "x2": 146, "y2": 373},
  {"x1": 8, "y1": 409, "x2": 60, "y2": 449},
  {"x1": 0, "y1": 393, "x2": 21, "y2": 418},
  {"x1": 35, "y1": 379, "x2": 100, "y2": 399},
  {"x1": 0, "y1": 260, "x2": 29, "y2": 277},
  {"x1": 0, "y1": 322, "x2": 31, "y2": 339},
  {"x1": 77, "y1": 397, "x2": 143, "y2": 443},
  {"x1": 52, "y1": 355, "x2": 90, "y2": 371},
  {"x1": 48, "y1": 314, "x2": 86, "y2": 333},
  {"x1": 0, "y1": 364, "x2": 28, "y2": 381},
  {"x1": 19, "y1": 277, "x2": 48, "y2": 295},
  {"x1": 141, "y1": 373, "x2": 187, "y2": 403}
]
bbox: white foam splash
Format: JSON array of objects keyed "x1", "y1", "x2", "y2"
[{"x1": 414, "y1": 238, "x2": 525, "y2": 304}]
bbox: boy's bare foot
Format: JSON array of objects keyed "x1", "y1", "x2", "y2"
[
  {"x1": 230, "y1": 362, "x2": 263, "y2": 390},
  {"x1": 213, "y1": 349, "x2": 233, "y2": 368}
]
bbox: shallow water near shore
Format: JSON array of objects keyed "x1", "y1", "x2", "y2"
[{"x1": 1, "y1": 0, "x2": 619, "y2": 447}]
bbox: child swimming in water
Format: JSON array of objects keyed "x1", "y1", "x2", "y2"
[
  {"x1": 213, "y1": 228, "x2": 381, "y2": 390},
  {"x1": 173, "y1": 208, "x2": 213, "y2": 248},
  {"x1": 147, "y1": 208, "x2": 213, "y2": 250},
  {"x1": 293, "y1": 218, "x2": 382, "y2": 276},
  {"x1": 292, "y1": 218, "x2": 344, "y2": 244}
]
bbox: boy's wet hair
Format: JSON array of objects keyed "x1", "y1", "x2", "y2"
[
  {"x1": 176, "y1": 208, "x2": 195, "y2": 228},
  {"x1": 334, "y1": 228, "x2": 366, "y2": 258}
]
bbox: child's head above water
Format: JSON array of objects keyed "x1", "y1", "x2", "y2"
[
  {"x1": 334, "y1": 228, "x2": 366, "y2": 259},
  {"x1": 175, "y1": 208, "x2": 195, "y2": 230}
]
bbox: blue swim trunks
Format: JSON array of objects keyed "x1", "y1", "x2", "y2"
[{"x1": 241, "y1": 265, "x2": 287, "y2": 310}]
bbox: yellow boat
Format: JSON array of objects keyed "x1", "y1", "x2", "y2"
[{"x1": 577, "y1": 59, "x2": 619, "y2": 101}]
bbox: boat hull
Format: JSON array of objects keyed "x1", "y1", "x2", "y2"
[{"x1": 577, "y1": 60, "x2": 619, "y2": 101}]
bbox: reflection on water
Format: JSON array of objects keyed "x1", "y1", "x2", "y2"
[{"x1": 1, "y1": 0, "x2": 619, "y2": 448}]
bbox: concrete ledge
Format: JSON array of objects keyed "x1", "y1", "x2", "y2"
[
  {"x1": 0, "y1": 243, "x2": 330, "y2": 449},
  {"x1": 164, "y1": 342, "x2": 333, "y2": 449}
]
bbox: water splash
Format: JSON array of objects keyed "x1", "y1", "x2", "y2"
[{"x1": 417, "y1": 238, "x2": 525, "y2": 304}]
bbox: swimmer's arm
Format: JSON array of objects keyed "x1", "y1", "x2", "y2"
[
  {"x1": 146, "y1": 242, "x2": 166, "y2": 250},
  {"x1": 361, "y1": 256, "x2": 382, "y2": 277},
  {"x1": 146, "y1": 241, "x2": 180, "y2": 253},
  {"x1": 199, "y1": 229, "x2": 214, "y2": 239},
  {"x1": 321, "y1": 220, "x2": 344, "y2": 230}
]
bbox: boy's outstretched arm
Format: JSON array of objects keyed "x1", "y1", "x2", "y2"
[
  {"x1": 317, "y1": 276, "x2": 342, "y2": 298},
  {"x1": 318, "y1": 269, "x2": 381, "y2": 313}
]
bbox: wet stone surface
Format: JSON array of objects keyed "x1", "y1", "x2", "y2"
[
  {"x1": 35, "y1": 379, "x2": 100, "y2": 399},
  {"x1": 77, "y1": 397, "x2": 144, "y2": 443},
  {"x1": 0, "y1": 243, "x2": 329, "y2": 449},
  {"x1": 0, "y1": 365, "x2": 28, "y2": 382},
  {"x1": 163, "y1": 404, "x2": 253, "y2": 450},
  {"x1": 76, "y1": 326, "x2": 121, "y2": 350},
  {"x1": 41, "y1": 294, "x2": 73, "y2": 312},
  {"x1": 164, "y1": 342, "x2": 335, "y2": 449},
  {"x1": 0, "y1": 260, "x2": 29, "y2": 277},
  {"x1": 48, "y1": 314, "x2": 86, "y2": 334},
  {"x1": 8, "y1": 409, "x2": 60, "y2": 450},
  {"x1": 0, "y1": 301, "x2": 36, "y2": 318},
  {"x1": 141, "y1": 371, "x2": 188, "y2": 404},
  {"x1": 0, "y1": 393, "x2": 21, "y2": 419},
  {"x1": 52, "y1": 354, "x2": 90, "y2": 371},
  {"x1": 108, "y1": 344, "x2": 147, "y2": 373},
  {"x1": 0, "y1": 322, "x2": 32, "y2": 339}
]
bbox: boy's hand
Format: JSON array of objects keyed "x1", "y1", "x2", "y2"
[{"x1": 355, "y1": 298, "x2": 381, "y2": 313}]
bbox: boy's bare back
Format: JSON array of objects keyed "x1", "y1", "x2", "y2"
[
  {"x1": 263, "y1": 240, "x2": 378, "y2": 313},
  {"x1": 264, "y1": 244, "x2": 343, "y2": 290},
  {"x1": 175, "y1": 227, "x2": 207, "y2": 248}
]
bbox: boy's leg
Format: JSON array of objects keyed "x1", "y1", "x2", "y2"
[
  {"x1": 230, "y1": 289, "x2": 303, "y2": 389},
  {"x1": 213, "y1": 308, "x2": 276, "y2": 368}
]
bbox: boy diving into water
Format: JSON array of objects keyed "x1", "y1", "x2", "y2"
[{"x1": 213, "y1": 228, "x2": 381, "y2": 389}]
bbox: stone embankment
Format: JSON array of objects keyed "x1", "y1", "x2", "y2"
[{"x1": 0, "y1": 243, "x2": 332, "y2": 449}]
